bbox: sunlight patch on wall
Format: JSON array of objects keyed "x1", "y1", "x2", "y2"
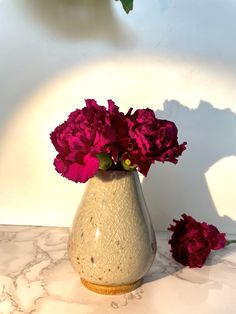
[
  {"x1": 1, "y1": 56, "x2": 236, "y2": 226},
  {"x1": 205, "y1": 156, "x2": 236, "y2": 221}
]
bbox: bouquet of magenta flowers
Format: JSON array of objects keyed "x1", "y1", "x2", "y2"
[{"x1": 50, "y1": 99, "x2": 187, "y2": 183}]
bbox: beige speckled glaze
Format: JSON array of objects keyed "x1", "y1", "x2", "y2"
[{"x1": 68, "y1": 170, "x2": 156, "y2": 294}]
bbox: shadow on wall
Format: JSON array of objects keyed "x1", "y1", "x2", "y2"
[
  {"x1": 142, "y1": 100, "x2": 236, "y2": 232},
  {"x1": 22, "y1": 0, "x2": 131, "y2": 43}
]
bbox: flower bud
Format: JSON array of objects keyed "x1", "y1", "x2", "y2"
[
  {"x1": 97, "y1": 153, "x2": 113, "y2": 170},
  {"x1": 121, "y1": 155, "x2": 137, "y2": 172}
]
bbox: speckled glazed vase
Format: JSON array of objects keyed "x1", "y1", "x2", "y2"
[{"x1": 68, "y1": 170, "x2": 157, "y2": 295}]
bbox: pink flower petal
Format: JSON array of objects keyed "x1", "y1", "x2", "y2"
[{"x1": 63, "y1": 155, "x2": 99, "y2": 183}]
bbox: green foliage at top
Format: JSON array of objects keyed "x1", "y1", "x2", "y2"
[{"x1": 115, "y1": 0, "x2": 133, "y2": 14}]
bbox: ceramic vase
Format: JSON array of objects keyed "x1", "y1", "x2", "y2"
[{"x1": 68, "y1": 170, "x2": 156, "y2": 295}]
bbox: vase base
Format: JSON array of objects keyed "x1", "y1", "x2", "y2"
[{"x1": 80, "y1": 278, "x2": 142, "y2": 295}]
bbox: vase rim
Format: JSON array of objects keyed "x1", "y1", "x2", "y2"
[
  {"x1": 97, "y1": 169, "x2": 137, "y2": 173},
  {"x1": 93, "y1": 169, "x2": 138, "y2": 181}
]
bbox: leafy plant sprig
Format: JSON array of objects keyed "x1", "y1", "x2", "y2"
[{"x1": 115, "y1": 0, "x2": 133, "y2": 14}]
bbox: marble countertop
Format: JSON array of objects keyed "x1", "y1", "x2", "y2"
[{"x1": 0, "y1": 225, "x2": 236, "y2": 314}]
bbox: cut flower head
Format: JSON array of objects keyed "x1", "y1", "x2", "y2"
[
  {"x1": 168, "y1": 214, "x2": 227, "y2": 268},
  {"x1": 50, "y1": 99, "x2": 187, "y2": 183}
]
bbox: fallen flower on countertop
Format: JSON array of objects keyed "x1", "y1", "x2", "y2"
[{"x1": 168, "y1": 214, "x2": 235, "y2": 268}]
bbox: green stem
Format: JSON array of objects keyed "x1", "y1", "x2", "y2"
[{"x1": 226, "y1": 239, "x2": 236, "y2": 245}]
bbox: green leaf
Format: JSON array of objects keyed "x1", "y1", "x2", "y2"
[{"x1": 116, "y1": 0, "x2": 133, "y2": 14}]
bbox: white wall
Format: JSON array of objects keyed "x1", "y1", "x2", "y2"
[{"x1": 1, "y1": 0, "x2": 236, "y2": 232}]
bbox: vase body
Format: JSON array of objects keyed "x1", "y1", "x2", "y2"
[{"x1": 68, "y1": 170, "x2": 156, "y2": 294}]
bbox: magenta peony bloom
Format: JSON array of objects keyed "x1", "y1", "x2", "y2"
[
  {"x1": 50, "y1": 99, "x2": 187, "y2": 183},
  {"x1": 50, "y1": 99, "x2": 122, "y2": 183},
  {"x1": 168, "y1": 214, "x2": 227, "y2": 268},
  {"x1": 125, "y1": 108, "x2": 187, "y2": 176}
]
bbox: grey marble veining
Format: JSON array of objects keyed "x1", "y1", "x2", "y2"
[{"x1": 0, "y1": 225, "x2": 236, "y2": 314}]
